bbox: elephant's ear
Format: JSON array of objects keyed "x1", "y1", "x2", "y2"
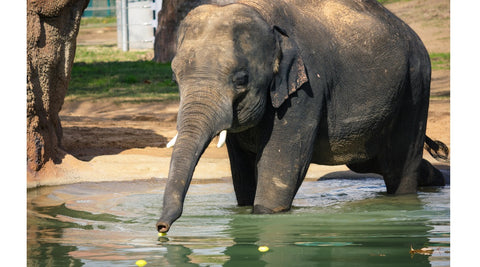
[{"x1": 270, "y1": 26, "x2": 309, "y2": 108}]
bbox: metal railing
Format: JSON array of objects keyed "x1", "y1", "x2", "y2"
[{"x1": 82, "y1": 0, "x2": 162, "y2": 50}]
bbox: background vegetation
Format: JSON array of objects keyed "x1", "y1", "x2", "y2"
[
  {"x1": 430, "y1": 52, "x2": 450, "y2": 70},
  {"x1": 69, "y1": 45, "x2": 178, "y2": 102}
]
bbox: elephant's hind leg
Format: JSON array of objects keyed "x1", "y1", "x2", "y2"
[
  {"x1": 376, "y1": 108, "x2": 426, "y2": 194},
  {"x1": 417, "y1": 159, "x2": 446, "y2": 186},
  {"x1": 381, "y1": 160, "x2": 422, "y2": 194},
  {"x1": 378, "y1": 50, "x2": 435, "y2": 194}
]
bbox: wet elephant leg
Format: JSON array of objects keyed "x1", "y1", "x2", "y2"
[
  {"x1": 226, "y1": 132, "x2": 258, "y2": 206},
  {"x1": 377, "y1": 57, "x2": 435, "y2": 194},
  {"x1": 253, "y1": 91, "x2": 321, "y2": 213},
  {"x1": 253, "y1": 123, "x2": 318, "y2": 213},
  {"x1": 376, "y1": 117, "x2": 424, "y2": 194},
  {"x1": 378, "y1": 109, "x2": 426, "y2": 193},
  {"x1": 417, "y1": 159, "x2": 446, "y2": 186}
]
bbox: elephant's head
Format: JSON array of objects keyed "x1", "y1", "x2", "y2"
[{"x1": 156, "y1": 3, "x2": 308, "y2": 232}]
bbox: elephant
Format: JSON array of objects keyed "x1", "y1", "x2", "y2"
[{"x1": 156, "y1": 0, "x2": 448, "y2": 233}]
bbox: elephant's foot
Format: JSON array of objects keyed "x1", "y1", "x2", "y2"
[
  {"x1": 253, "y1": 204, "x2": 290, "y2": 214},
  {"x1": 237, "y1": 199, "x2": 254, "y2": 206},
  {"x1": 382, "y1": 169, "x2": 418, "y2": 194},
  {"x1": 382, "y1": 158, "x2": 447, "y2": 194}
]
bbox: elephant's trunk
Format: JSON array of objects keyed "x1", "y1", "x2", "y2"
[{"x1": 156, "y1": 88, "x2": 232, "y2": 232}]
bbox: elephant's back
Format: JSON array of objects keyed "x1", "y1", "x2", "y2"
[{"x1": 303, "y1": 0, "x2": 427, "y2": 165}]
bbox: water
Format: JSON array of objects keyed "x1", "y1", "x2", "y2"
[{"x1": 27, "y1": 178, "x2": 450, "y2": 266}]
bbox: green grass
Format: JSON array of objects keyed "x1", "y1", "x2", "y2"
[
  {"x1": 74, "y1": 45, "x2": 153, "y2": 63},
  {"x1": 430, "y1": 52, "x2": 450, "y2": 70},
  {"x1": 69, "y1": 45, "x2": 178, "y2": 101}
]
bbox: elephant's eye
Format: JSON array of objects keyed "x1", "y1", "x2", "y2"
[{"x1": 232, "y1": 71, "x2": 249, "y2": 88}]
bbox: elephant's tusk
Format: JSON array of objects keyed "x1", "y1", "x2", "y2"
[
  {"x1": 217, "y1": 130, "x2": 227, "y2": 148},
  {"x1": 166, "y1": 133, "x2": 178, "y2": 148}
]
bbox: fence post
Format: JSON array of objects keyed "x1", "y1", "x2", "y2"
[{"x1": 121, "y1": 0, "x2": 129, "y2": 51}]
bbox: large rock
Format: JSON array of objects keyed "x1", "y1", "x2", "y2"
[{"x1": 26, "y1": 0, "x2": 89, "y2": 172}]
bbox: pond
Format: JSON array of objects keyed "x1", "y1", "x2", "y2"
[{"x1": 27, "y1": 177, "x2": 449, "y2": 266}]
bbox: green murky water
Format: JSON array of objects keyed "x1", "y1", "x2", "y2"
[{"x1": 27, "y1": 178, "x2": 449, "y2": 266}]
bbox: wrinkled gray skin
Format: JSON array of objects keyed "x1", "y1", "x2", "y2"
[{"x1": 156, "y1": 0, "x2": 446, "y2": 232}]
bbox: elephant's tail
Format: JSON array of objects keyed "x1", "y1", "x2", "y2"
[{"x1": 424, "y1": 136, "x2": 449, "y2": 162}]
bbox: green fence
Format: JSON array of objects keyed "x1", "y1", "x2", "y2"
[{"x1": 84, "y1": 0, "x2": 116, "y2": 17}]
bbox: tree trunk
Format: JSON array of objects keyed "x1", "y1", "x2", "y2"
[
  {"x1": 26, "y1": 0, "x2": 90, "y2": 171},
  {"x1": 153, "y1": 0, "x2": 199, "y2": 63},
  {"x1": 153, "y1": 0, "x2": 236, "y2": 63}
]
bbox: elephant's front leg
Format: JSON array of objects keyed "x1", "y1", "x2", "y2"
[
  {"x1": 226, "y1": 131, "x2": 258, "y2": 206},
  {"x1": 253, "y1": 97, "x2": 321, "y2": 213}
]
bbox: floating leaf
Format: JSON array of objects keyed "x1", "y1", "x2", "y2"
[{"x1": 410, "y1": 245, "x2": 434, "y2": 257}]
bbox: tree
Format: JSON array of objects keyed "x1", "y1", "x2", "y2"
[
  {"x1": 26, "y1": 0, "x2": 90, "y2": 172},
  {"x1": 153, "y1": 0, "x2": 200, "y2": 63}
]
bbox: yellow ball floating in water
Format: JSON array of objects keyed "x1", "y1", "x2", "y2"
[
  {"x1": 258, "y1": 246, "x2": 269, "y2": 252},
  {"x1": 136, "y1": 259, "x2": 147, "y2": 267},
  {"x1": 158, "y1": 232, "x2": 167, "y2": 237}
]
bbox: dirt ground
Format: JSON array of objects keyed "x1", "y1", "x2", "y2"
[{"x1": 27, "y1": 0, "x2": 450, "y2": 187}]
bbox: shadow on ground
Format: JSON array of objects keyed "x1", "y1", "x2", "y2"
[{"x1": 62, "y1": 126, "x2": 167, "y2": 161}]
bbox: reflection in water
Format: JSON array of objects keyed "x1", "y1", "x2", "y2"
[
  {"x1": 221, "y1": 198, "x2": 433, "y2": 267},
  {"x1": 163, "y1": 244, "x2": 196, "y2": 266},
  {"x1": 28, "y1": 234, "x2": 84, "y2": 267},
  {"x1": 27, "y1": 178, "x2": 449, "y2": 266}
]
